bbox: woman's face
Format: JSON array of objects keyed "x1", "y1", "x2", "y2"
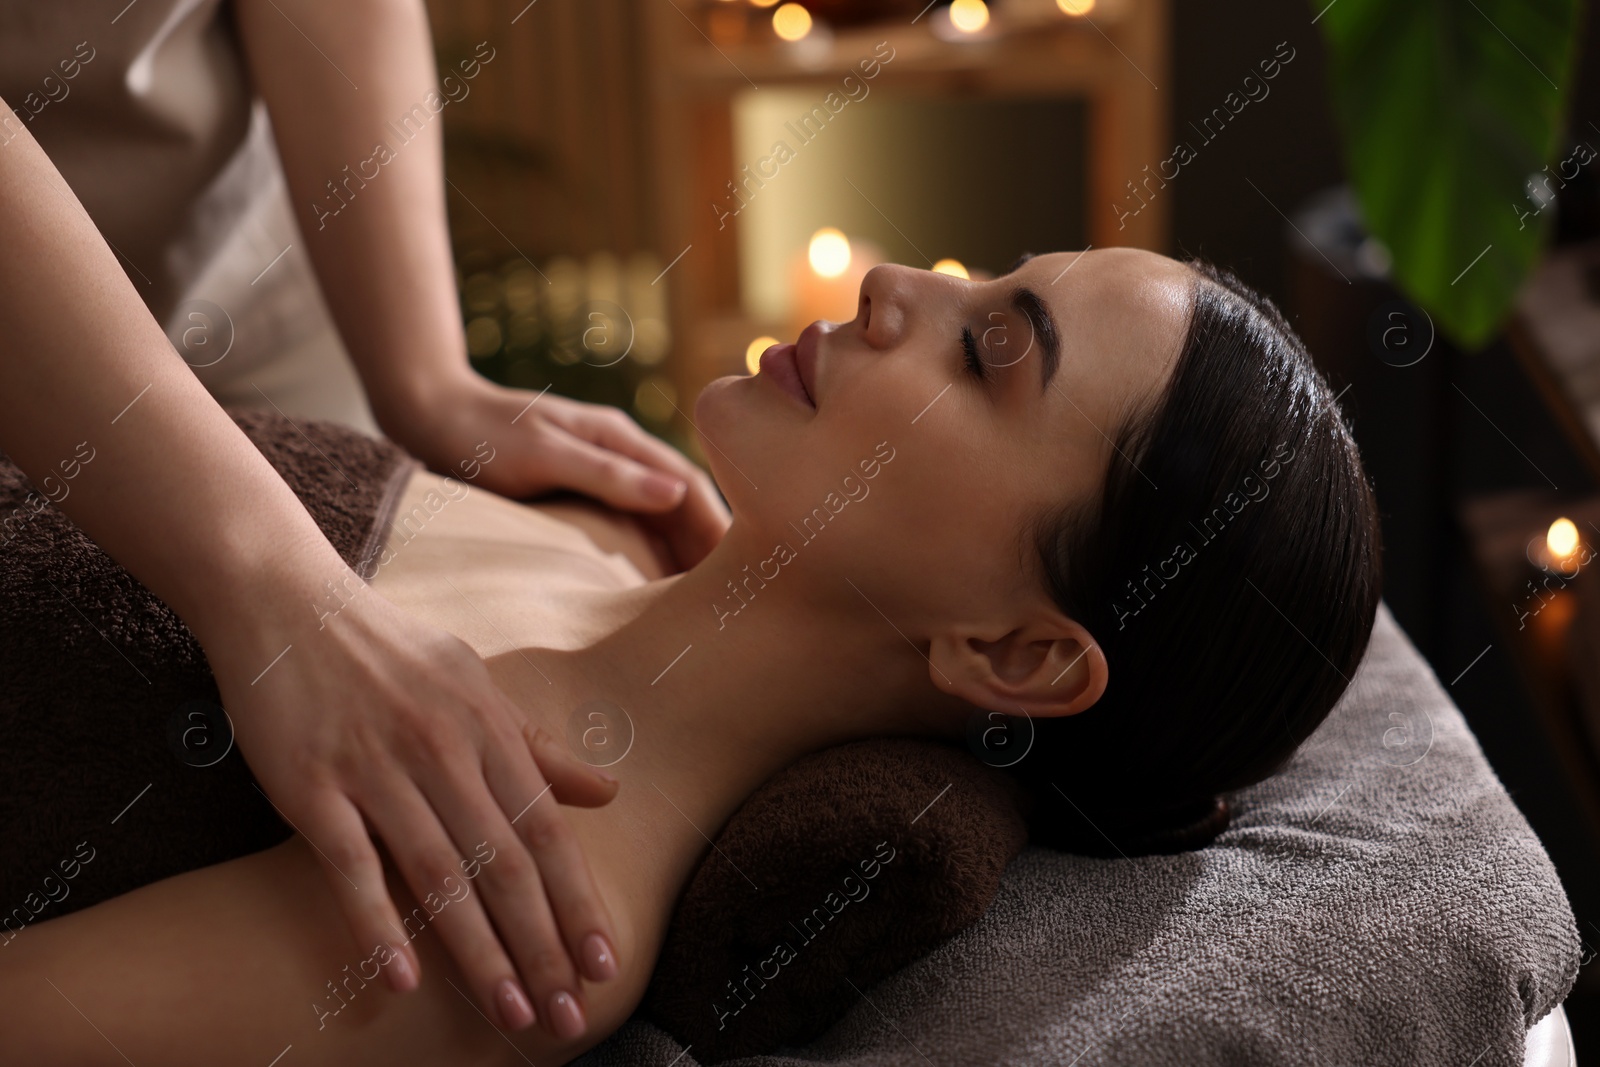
[{"x1": 694, "y1": 248, "x2": 1194, "y2": 638}]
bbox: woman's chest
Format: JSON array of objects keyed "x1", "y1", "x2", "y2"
[{"x1": 367, "y1": 470, "x2": 665, "y2": 657}]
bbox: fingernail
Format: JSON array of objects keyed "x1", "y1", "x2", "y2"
[
  {"x1": 582, "y1": 933, "x2": 618, "y2": 981},
  {"x1": 644, "y1": 474, "x2": 687, "y2": 503},
  {"x1": 386, "y1": 944, "x2": 418, "y2": 992},
  {"x1": 593, "y1": 767, "x2": 619, "y2": 786},
  {"x1": 497, "y1": 978, "x2": 536, "y2": 1030},
  {"x1": 548, "y1": 990, "x2": 587, "y2": 1040}
]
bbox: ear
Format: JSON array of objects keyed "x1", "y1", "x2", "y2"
[{"x1": 927, "y1": 611, "x2": 1107, "y2": 719}]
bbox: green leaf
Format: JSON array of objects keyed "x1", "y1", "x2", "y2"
[{"x1": 1316, "y1": 0, "x2": 1583, "y2": 350}]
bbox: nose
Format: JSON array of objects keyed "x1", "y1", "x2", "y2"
[{"x1": 856, "y1": 262, "x2": 921, "y2": 350}]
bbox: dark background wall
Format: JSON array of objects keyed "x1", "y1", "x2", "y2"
[{"x1": 1168, "y1": 2, "x2": 1345, "y2": 307}]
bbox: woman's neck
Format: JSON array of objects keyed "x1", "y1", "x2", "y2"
[{"x1": 486, "y1": 525, "x2": 961, "y2": 842}]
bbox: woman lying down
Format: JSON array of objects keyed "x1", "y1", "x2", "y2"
[{"x1": 0, "y1": 248, "x2": 1380, "y2": 1064}]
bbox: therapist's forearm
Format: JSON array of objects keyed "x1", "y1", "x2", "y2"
[
  {"x1": 0, "y1": 109, "x2": 355, "y2": 651},
  {"x1": 234, "y1": 0, "x2": 477, "y2": 427}
]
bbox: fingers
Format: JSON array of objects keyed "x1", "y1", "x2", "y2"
[
  {"x1": 636, "y1": 466, "x2": 730, "y2": 571},
  {"x1": 365, "y1": 776, "x2": 546, "y2": 1034},
  {"x1": 528, "y1": 397, "x2": 730, "y2": 569},
  {"x1": 545, "y1": 404, "x2": 723, "y2": 510},
  {"x1": 559, "y1": 405, "x2": 730, "y2": 567},
  {"x1": 537, "y1": 427, "x2": 688, "y2": 514},
  {"x1": 524, "y1": 722, "x2": 619, "y2": 808},
  {"x1": 405, "y1": 724, "x2": 610, "y2": 1043},
  {"x1": 555, "y1": 404, "x2": 697, "y2": 480},
  {"x1": 489, "y1": 721, "x2": 622, "y2": 988},
  {"x1": 298, "y1": 793, "x2": 422, "y2": 995}
]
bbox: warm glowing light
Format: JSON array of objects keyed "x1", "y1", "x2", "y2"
[
  {"x1": 749, "y1": 0, "x2": 779, "y2": 7},
  {"x1": 808, "y1": 227, "x2": 851, "y2": 278},
  {"x1": 932, "y1": 258, "x2": 970, "y2": 279},
  {"x1": 1548, "y1": 517, "x2": 1580, "y2": 561},
  {"x1": 745, "y1": 336, "x2": 778, "y2": 375},
  {"x1": 1056, "y1": 0, "x2": 1096, "y2": 14},
  {"x1": 772, "y1": 3, "x2": 812, "y2": 40},
  {"x1": 949, "y1": 0, "x2": 989, "y2": 32}
]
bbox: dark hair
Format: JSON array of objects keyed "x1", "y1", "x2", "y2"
[{"x1": 1008, "y1": 258, "x2": 1382, "y2": 857}]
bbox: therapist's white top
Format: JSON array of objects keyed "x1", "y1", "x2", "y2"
[{"x1": 0, "y1": 0, "x2": 378, "y2": 435}]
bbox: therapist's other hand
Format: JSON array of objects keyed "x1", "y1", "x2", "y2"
[
  {"x1": 212, "y1": 589, "x2": 621, "y2": 1037},
  {"x1": 381, "y1": 371, "x2": 730, "y2": 572}
]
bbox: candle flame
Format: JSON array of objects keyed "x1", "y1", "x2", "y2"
[
  {"x1": 772, "y1": 3, "x2": 812, "y2": 41},
  {"x1": 950, "y1": 0, "x2": 989, "y2": 32},
  {"x1": 1548, "y1": 517, "x2": 1579, "y2": 560},
  {"x1": 808, "y1": 227, "x2": 852, "y2": 278}
]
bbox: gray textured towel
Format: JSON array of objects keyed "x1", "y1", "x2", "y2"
[{"x1": 581, "y1": 605, "x2": 1581, "y2": 1067}]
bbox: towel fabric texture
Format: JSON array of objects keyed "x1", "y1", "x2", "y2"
[
  {"x1": 0, "y1": 408, "x2": 414, "y2": 922},
  {"x1": 582, "y1": 605, "x2": 1583, "y2": 1067}
]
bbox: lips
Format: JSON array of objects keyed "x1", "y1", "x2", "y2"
[
  {"x1": 795, "y1": 321, "x2": 822, "y2": 406},
  {"x1": 756, "y1": 334, "x2": 817, "y2": 410}
]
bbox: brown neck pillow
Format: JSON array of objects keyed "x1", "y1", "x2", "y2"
[{"x1": 643, "y1": 738, "x2": 1029, "y2": 1063}]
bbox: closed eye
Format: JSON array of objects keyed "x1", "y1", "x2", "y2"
[{"x1": 961, "y1": 326, "x2": 989, "y2": 383}]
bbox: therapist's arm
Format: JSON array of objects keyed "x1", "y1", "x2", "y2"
[
  {"x1": 234, "y1": 0, "x2": 730, "y2": 572},
  {"x1": 0, "y1": 106, "x2": 620, "y2": 1039}
]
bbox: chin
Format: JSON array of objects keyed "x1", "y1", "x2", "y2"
[
  {"x1": 692, "y1": 375, "x2": 760, "y2": 494},
  {"x1": 691, "y1": 374, "x2": 745, "y2": 440},
  {"x1": 693, "y1": 374, "x2": 818, "y2": 520}
]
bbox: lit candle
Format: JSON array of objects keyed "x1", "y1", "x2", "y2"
[
  {"x1": 771, "y1": 2, "x2": 811, "y2": 41},
  {"x1": 1548, "y1": 517, "x2": 1580, "y2": 570},
  {"x1": 1527, "y1": 516, "x2": 1586, "y2": 578},
  {"x1": 949, "y1": 0, "x2": 989, "y2": 33},
  {"x1": 809, "y1": 227, "x2": 850, "y2": 277},
  {"x1": 932, "y1": 258, "x2": 970, "y2": 278},
  {"x1": 787, "y1": 228, "x2": 883, "y2": 339}
]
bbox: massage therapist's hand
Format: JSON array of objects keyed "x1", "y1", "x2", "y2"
[
  {"x1": 380, "y1": 369, "x2": 730, "y2": 572},
  {"x1": 208, "y1": 586, "x2": 623, "y2": 1038}
]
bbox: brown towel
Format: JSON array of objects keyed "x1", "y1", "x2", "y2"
[
  {"x1": 0, "y1": 410, "x2": 1028, "y2": 1060},
  {"x1": 0, "y1": 408, "x2": 417, "y2": 928}
]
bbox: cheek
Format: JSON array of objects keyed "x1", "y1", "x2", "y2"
[
  {"x1": 823, "y1": 438, "x2": 994, "y2": 575},
  {"x1": 899, "y1": 434, "x2": 1033, "y2": 571},
  {"x1": 692, "y1": 361, "x2": 1000, "y2": 568},
  {"x1": 802, "y1": 470, "x2": 1010, "y2": 627}
]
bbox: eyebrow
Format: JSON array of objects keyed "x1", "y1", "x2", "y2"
[{"x1": 1010, "y1": 285, "x2": 1061, "y2": 394}]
